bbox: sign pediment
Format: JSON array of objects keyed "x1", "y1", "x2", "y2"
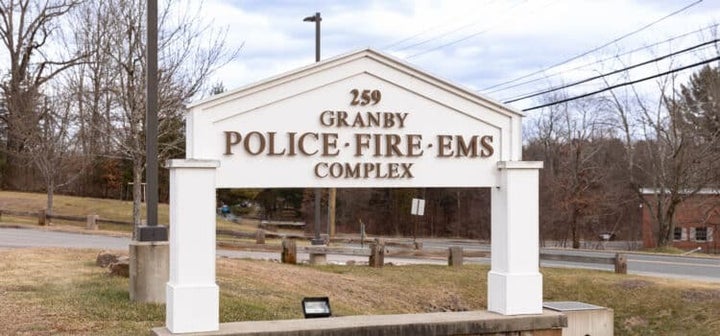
[{"x1": 186, "y1": 48, "x2": 524, "y2": 188}]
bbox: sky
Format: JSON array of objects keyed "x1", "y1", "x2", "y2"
[{"x1": 198, "y1": 0, "x2": 720, "y2": 111}]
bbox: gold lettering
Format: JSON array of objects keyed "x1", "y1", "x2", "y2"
[
  {"x1": 396, "y1": 112, "x2": 408, "y2": 128},
  {"x1": 243, "y1": 131, "x2": 266, "y2": 155},
  {"x1": 354, "y1": 133, "x2": 371, "y2": 156},
  {"x1": 363, "y1": 162, "x2": 375, "y2": 178},
  {"x1": 319, "y1": 110, "x2": 334, "y2": 127},
  {"x1": 329, "y1": 163, "x2": 343, "y2": 178},
  {"x1": 322, "y1": 133, "x2": 340, "y2": 157},
  {"x1": 337, "y1": 111, "x2": 350, "y2": 127},
  {"x1": 383, "y1": 113, "x2": 395, "y2": 128},
  {"x1": 387, "y1": 163, "x2": 400, "y2": 178},
  {"x1": 407, "y1": 134, "x2": 423, "y2": 157},
  {"x1": 374, "y1": 162, "x2": 388, "y2": 178},
  {"x1": 298, "y1": 132, "x2": 319, "y2": 156},
  {"x1": 287, "y1": 132, "x2": 297, "y2": 156},
  {"x1": 481, "y1": 135, "x2": 494, "y2": 157},
  {"x1": 437, "y1": 135, "x2": 453, "y2": 157},
  {"x1": 224, "y1": 131, "x2": 241, "y2": 155},
  {"x1": 352, "y1": 113, "x2": 366, "y2": 127},
  {"x1": 345, "y1": 162, "x2": 361, "y2": 178},
  {"x1": 456, "y1": 135, "x2": 479, "y2": 158},
  {"x1": 366, "y1": 112, "x2": 381, "y2": 127},
  {"x1": 266, "y1": 132, "x2": 286, "y2": 156},
  {"x1": 314, "y1": 162, "x2": 328, "y2": 178},
  {"x1": 400, "y1": 163, "x2": 414, "y2": 178},
  {"x1": 385, "y1": 134, "x2": 403, "y2": 157},
  {"x1": 373, "y1": 134, "x2": 382, "y2": 157}
]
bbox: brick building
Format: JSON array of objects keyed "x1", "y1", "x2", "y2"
[{"x1": 641, "y1": 188, "x2": 720, "y2": 253}]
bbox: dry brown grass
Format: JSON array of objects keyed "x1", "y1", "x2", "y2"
[
  {"x1": 2, "y1": 247, "x2": 720, "y2": 335},
  {"x1": 0, "y1": 248, "x2": 163, "y2": 335},
  {"x1": 0, "y1": 191, "x2": 281, "y2": 238}
]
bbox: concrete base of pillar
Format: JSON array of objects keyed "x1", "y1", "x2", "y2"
[
  {"x1": 129, "y1": 241, "x2": 169, "y2": 303},
  {"x1": 309, "y1": 253, "x2": 327, "y2": 265},
  {"x1": 488, "y1": 271, "x2": 542, "y2": 315}
]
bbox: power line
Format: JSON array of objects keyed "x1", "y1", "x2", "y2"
[
  {"x1": 486, "y1": 23, "x2": 718, "y2": 95},
  {"x1": 406, "y1": 0, "x2": 562, "y2": 59},
  {"x1": 503, "y1": 38, "x2": 719, "y2": 103},
  {"x1": 522, "y1": 55, "x2": 720, "y2": 112},
  {"x1": 482, "y1": 0, "x2": 704, "y2": 92},
  {"x1": 392, "y1": 0, "x2": 525, "y2": 53},
  {"x1": 382, "y1": 1, "x2": 500, "y2": 51},
  {"x1": 407, "y1": 0, "x2": 549, "y2": 59}
]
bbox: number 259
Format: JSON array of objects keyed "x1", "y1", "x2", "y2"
[{"x1": 350, "y1": 89, "x2": 381, "y2": 106}]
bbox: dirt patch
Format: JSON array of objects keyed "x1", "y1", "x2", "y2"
[
  {"x1": 617, "y1": 279, "x2": 653, "y2": 290},
  {"x1": 624, "y1": 316, "x2": 648, "y2": 329},
  {"x1": 424, "y1": 294, "x2": 470, "y2": 312},
  {"x1": 681, "y1": 288, "x2": 720, "y2": 303}
]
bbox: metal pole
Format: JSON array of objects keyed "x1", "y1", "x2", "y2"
[
  {"x1": 138, "y1": 0, "x2": 167, "y2": 241},
  {"x1": 305, "y1": 12, "x2": 324, "y2": 245},
  {"x1": 314, "y1": 12, "x2": 320, "y2": 62},
  {"x1": 310, "y1": 12, "x2": 336, "y2": 241}
]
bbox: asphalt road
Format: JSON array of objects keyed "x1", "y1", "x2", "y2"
[
  {"x1": 1, "y1": 227, "x2": 718, "y2": 282},
  {"x1": 0, "y1": 227, "x2": 445, "y2": 266}
]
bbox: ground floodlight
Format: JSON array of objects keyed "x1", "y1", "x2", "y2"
[{"x1": 302, "y1": 297, "x2": 331, "y2": 318}]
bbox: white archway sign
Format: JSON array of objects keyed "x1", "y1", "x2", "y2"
[{"x1": 165, "y1": 49, "x2": 543, "y2": 333}]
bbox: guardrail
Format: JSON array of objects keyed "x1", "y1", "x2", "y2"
[
  {"x1": 540, "y1": 252, "x2": 627, "y2": 274},
  {"x1": 282, "y1": 244, "x2": 629, "y2": 274},
  {"x1": 0, "y1": 208, "x2": 630, "y2": 274},
  {"x1": 0, "y1": 209, "x2": 133, "y2": 227}
]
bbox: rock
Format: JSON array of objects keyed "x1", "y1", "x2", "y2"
[
  {"x1": 109, "y1": 260, "x2": 129, "y2": 277},
  {"x1": 96, "y1": 251, "x2": 119, "y2": 267}
]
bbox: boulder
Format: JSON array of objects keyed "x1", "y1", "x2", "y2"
[
  {"x1": 96, "y1": 251, "x2": 119, "y2": 267},
  {"x1": 109, "y1": 260, "x2": 130, "y2": 277}
]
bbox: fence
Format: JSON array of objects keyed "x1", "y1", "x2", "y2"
[
  {"x1": 1, "y1": 209, "x2": 629, "y2": 274},
  {"x1": 0, "y1": 209, "x2": 133, "y2": 228}
]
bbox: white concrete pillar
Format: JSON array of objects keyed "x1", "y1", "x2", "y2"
[
  {"x1": 165, "y1": 159, "x2": 220, "y2": 333},
  {"x1": 488, "y1": 161, "x2": 544, "y2": 315}
]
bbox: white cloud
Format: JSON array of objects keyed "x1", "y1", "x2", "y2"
[{"x1": 200, "y1": 0, "x2": 720, "y2": 110}]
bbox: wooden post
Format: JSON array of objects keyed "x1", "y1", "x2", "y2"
[
  {"x1": 614, "y1": 253, "x2": 627, "y2": 274},
  {"x1": 369, "y1": 239, "x2": 385, "y2": 268},
  {"x1": 255, "y1": 230, "x2": 266, "y2": 245},
  {"x1": 449, "y1": 247, "x2": 463, "y2": 267},
  {"x1": 86, "y1": 214, "x2": 99, "y2": 230},
  {"x1": 38, "y1": 209, "x2": 46, "y2": 226},
  {"x1": 329, "y1": 188, "x2": 336, "y2": 238},
  {"x1": 281, "y1": 239, "x2": 297, "y2": 264}
]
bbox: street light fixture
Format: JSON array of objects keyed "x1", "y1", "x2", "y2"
[{"x1": 303, "y1": 12, "x2": 321, "y2": 62}]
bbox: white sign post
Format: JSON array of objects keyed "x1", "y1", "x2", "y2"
[
  {"x1": 167, "y1": 49, "x2": 543, "y2": 333},
  {"x1": 411, "y1": 198, "x2": 425, "y2": 216}
]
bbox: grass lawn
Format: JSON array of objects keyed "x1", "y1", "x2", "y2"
[
  {"x1": 1, "y1": 248, "x2": 719, "y2": 335},
  {"x1": 0, "y1": 191, "x2": 271, "y2": 236}
]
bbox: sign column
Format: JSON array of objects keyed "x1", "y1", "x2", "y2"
[
  {"x1": 165, "y1": 159, "x2": 220, "y2": 333},
  {"x1": 488, "y1": 161, "x2": 544, "y2": 315}
]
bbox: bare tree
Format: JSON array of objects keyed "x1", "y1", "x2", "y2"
[
  {"x1": 605, "y1": 68, "x2": 720, "y2": 247},
  {"x1": 27, "y1": 89, "x2": 82, "y2": 216},
  {"x1": 66, "y1": 0, "x2": 239, "y2": 234},
  {"x1": 0, "y1": 0, "x2": 85, "y2": 189}
]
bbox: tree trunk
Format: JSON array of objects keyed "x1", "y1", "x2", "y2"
[
  {"x1": 46, "y1": 181, "x2": 55, "y2": 218},
  {"x1": 132, "y1": 160, "x2": 143, "y2": 239},
  {"x1": 571, "y1": 207, "x2": 580, "y2": 249}
]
